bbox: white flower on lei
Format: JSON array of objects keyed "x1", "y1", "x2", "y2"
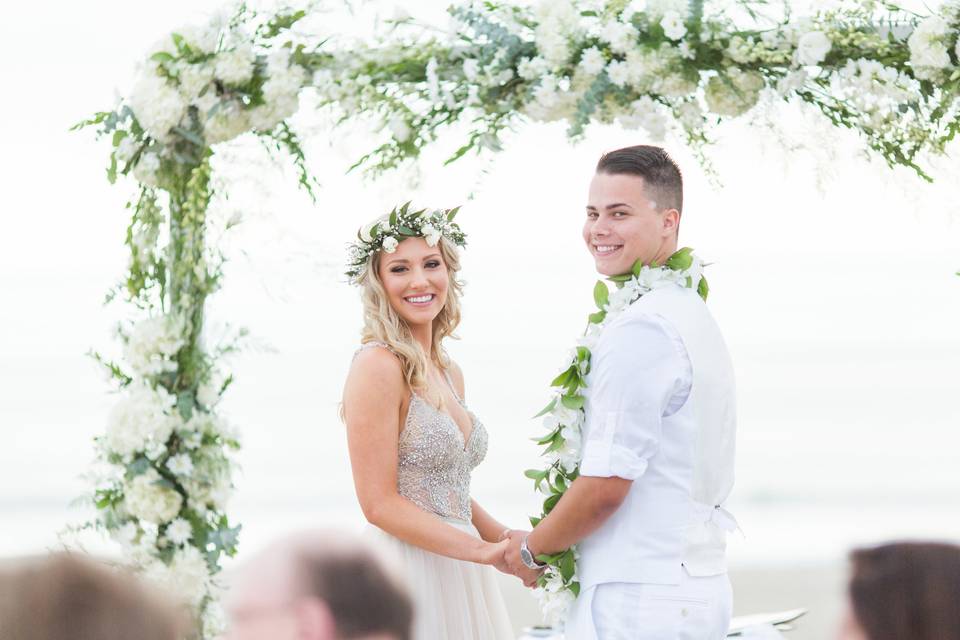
[
  {"x1": 215, "y1": 44, "x2": 256, "y2": 85},
  {"x1": 124, "y1": 469, "x2": 183, "y2": 524},
  {"x1": 382, "y1": 236, "x2": 399, "y2": 253},
  {"x1": 125, "y1": 315, "x2": 185, "y2": 376},
  {"x1": 661, "y1": 11, "x2": 687, "y2": 40},
  {"x1": 908, "y1": 16, "x2": 952, "y2": 79},
  {"x1": 535, "y1": 571, "x2": 577, "y2": 626},
  {"x1": 105, "y1": 381, "x2": 178, "y2": 458},
  {"x1": 796, "y1": 31, "x2": 832, "y2": 66},
  {"x1": 129, "y1": 73, "x2": 187, "y2": 141},
  {"x1": 165, "y1": 517, "x2": 193, "y2": 545}
]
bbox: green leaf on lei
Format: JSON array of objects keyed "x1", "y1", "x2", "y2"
[
  {"x1": 588, "y1": 310, "x2": 606, "y2": 324},
  {"x1": 561, "y1": 394, "x2": 584, "y2": 410},
  {"x1": 560, "y1": 549, "x2": 576, "y2": 581},
  {"x1": 593, "y1": 281, "x2": 609, "y2": 310},
  {"x1": 666, "y1": 247, "x2": 694, "y2": 270},
  {"x1": 533, "y1": 397, "x2": 557, "y2": 418},
  {"x1": 698, "y1": 274, "x2": 710, "y2": 301},
  {"x1": 631, "y1": 259, "x2": 644, "y2": 276}
]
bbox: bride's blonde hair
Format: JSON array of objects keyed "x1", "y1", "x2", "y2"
[{"x1": 357, "y1": 237, "x2": 464, "y2": 398}]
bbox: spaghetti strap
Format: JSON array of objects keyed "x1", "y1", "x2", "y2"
[
  {"x1": 442, "y1": 368, "x2": 465, "y2": 407},
  {"x1": 353, "y1": 340, "x2": 397, "y2": 359}
]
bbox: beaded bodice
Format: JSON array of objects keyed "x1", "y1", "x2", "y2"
[{"x1": 356, "y1": 343, "x2": 488, "y2": 522}]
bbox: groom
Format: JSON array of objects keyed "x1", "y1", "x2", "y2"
[{"x1": 505, "y1": 145, "x2": 737, "y2": 639}]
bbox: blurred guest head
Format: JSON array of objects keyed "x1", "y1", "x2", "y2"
[
  {"x1": 0, "y1": 552, "x2": 184, "y2": 640},
  {"x1": 838, "y1": 541, "x2": 960, "y2": 640},
  {"x1": 225, "y1": 530, "x2": 412, "y2": 640}
]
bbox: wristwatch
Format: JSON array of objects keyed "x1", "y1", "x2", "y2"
[{"x1": 520, "y1": 535, "x2": 547, "y2": 570}]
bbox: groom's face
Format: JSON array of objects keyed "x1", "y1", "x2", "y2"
[{"x1": 583, "y1": 172, "x2": 676, "y2": 276}]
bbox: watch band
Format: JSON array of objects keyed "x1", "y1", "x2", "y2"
[{"x1": 521, "y1": 535, "x2": 547, "y2": 570}]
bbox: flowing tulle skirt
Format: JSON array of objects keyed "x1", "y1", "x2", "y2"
[{"x1": 366, "y1": 519, "x2": 514, "y2": 640}]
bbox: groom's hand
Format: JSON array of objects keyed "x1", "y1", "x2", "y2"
[{"x1": 504, "y1": 531, "x2": 542, "y2": 588}]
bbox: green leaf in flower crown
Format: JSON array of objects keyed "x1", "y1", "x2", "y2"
[
  {"x1": 588, "y1": 310, "x2": 606, "y2": 324},
  {"x1": 400, "y1": 201, "x2": 411, "y2": 215},
  {"x1": 666, "y1": 247, "x2": 694, "y2": 271},
  {"x1": 593, "y1": 281, "x2": 609, "y2": 310},
  {"x1": 389, "y1": 209, "x2": 398, "y2": 226},
  {"x1": 397, "y1": 225, "x2": 417, "y2": 236},
  {"x1": 533, "y1": 397, "x2": 557, "y2": 418},
  {"x1": 698, "y1": 274, "x2": 710, "y2": 301},
  {"x1": 561, "y1": 394, "x2": 584, "y2": 410},
  {"x1": 447, "y1": 206, "x2": 461, "y2": 221},
  {"x1": 631, "y1": 259, "x2": 644, "y2": 276},
  {"x1": 560, "y1": 549, "x2": 576, "y2": 581}
]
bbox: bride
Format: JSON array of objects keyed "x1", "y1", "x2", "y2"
[{"x1": 341, "y1": 205, "x2": 537, "y2": 639}]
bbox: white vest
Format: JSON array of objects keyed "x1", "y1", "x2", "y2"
[{"x1": 578, "y1": 285, "x2": 737, "y2": 588}]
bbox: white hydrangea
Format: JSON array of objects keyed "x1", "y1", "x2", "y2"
[
  {"x1": 178, "y1": 62, "x2": 214, "y2": 101},
  {"x1": 388, "y1": 116, "x2": 412, "y2": 143},
  {"x1": 133, "y1": 151, "x2": 161, "y2": 187},
  {"x1": 248, "y1": 54, "x2": 307, "y2": 132},
  {"x1": 105, "y1": 381, "x2": 178, "y2": 458},
  {"x1": 617, "y1": 97, "x2": 669, "y2": 141},
  {"x1": 908, "y1": 15, "x2": 952, "y2": 79},
  {"x1": 661, "y1": 11, "x2": 687, "y2": 40},
  {"x1": 518, "y1": 56, "x2": 549, "y2": 81},
  {"x1": 166, "y1": 453, "x2": 194, "y2": 476},
  {"x1": 579, "y1": 46, "x2": 606, "y2": 75},
  {"x1": 174, "y1": 21, "x2": 221, "y2": 54},
  {"x1": 674, "y1": 100, "x2": 704, "y2": 131},
  {"x1": 115, "y1": 136, "x2": 140, "y2": 165},
  {"x1": 165, "y1": 517, "x2": 192, "y2": 545},
  {"x1": 125, "y1": 469, "x2": 183, "y2": 524},
  {"x1": 533, "y1": 0, "x2": 580, "y2": 66},
  {"x1": 145, "y1": 546, "x2": 210, "y2": 606},
  {"x1": 796, "y1": 31, "x2": 832, "y2": 66},
  {"x1": 215, "y1": 44, "x2": 256, "y2": 85},
  {"x1": 202, "y1": 101, "x2": 250, "y2": 145},
  {"x1": 601, "y1": 20, "x2": 639, "y2": 55},
  {"x1": 125, "y1": 315, "x2": 185, "y2": 376},
  {"x1": 704, "y1": 69, "x2": 765, "y2": 117},
  {"x1": 653, "y1": 73, "x2": 697, "y2": 98},
  {"x1": 129, "y1": 73, "x2": 187, "y2": 141}
]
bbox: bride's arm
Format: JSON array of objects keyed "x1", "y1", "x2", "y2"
[
  {"x1": 470, "y1": 499, "x2": 509, "y2": 543},
  {"x1": 343, "y1": 348, "x2": 508, "y2": 566}
]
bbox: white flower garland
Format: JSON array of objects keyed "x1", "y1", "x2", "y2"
[{"x1": 526, "y1": 247, "x2": 707, "y2": 626}]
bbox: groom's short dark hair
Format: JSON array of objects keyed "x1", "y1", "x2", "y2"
[{"x1": 596, "y1": 145, "x2": 683, "y2": 214}]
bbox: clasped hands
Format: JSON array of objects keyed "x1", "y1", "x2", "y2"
[{"x1": 489, "y1": 529, "x2": 543, "y2": 588}]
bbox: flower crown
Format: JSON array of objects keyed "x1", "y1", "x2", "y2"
[{"x1": 346, "y1": 202, "x2": 467, "y2": 283}]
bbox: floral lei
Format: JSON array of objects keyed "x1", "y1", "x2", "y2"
[
  {"x1": 527, "y1": 247, "x2": 708, "y2": 625},
  {"x1": 346, "y1": 202, "x2": 466, "y2": 283}
]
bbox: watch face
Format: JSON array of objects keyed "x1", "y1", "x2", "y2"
[{"x1": 521, "y1": 547, "x2": 533, "y2": 566}]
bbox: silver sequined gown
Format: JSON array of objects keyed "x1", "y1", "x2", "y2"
[{"x1": 358, "y1": 343, "x2": 514, "y2": 640}]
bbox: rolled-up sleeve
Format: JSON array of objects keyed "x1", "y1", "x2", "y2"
[{"x1": 578, "y1": 313, "x2": 691, "y2": 480}]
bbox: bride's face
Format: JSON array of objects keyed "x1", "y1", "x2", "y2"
[{"x1": 377, "y1": 237, "x2": 449, "y2": 328}]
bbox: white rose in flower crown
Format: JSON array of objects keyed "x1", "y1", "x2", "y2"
[
  {"x1": 105, "y1": 381, "x2": 178, "y2": 458},
  {"x1": 215, "y1": 44, "x2": 256, "y2": 86},
  {"x1": 421, "y1": 224, "x2": 441, "y2": 246},
  {"x1": 796, "y1": 30, "x2": 832, "y2": 66},
  {"x1": 661, "y1": 11, "x2": 687, "y2": 40},
  {"x1": 382, "y1": 236, "x2": 399, "y2": 253},
  {"x1": 125, "y1": 469, "x2": 183, "y2": 524}
]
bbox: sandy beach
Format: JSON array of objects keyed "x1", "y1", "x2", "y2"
[{"x1": 494, "y1": 563, "x2": 846, "y2": 639}]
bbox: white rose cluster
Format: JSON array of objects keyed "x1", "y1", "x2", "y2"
[
  {"x1": 533, "y1": 0, "x2": 581, "y2": 67},
  {"x1": 796, "y1": 30, "x2": 832, "y2": 66},
  {"x1": 105, "y1": 381, "x2": 179, "y2": 459},
  {"x1": 124, "y1": 315, "x2": 185, "y2": 376},
  {"x1": 145, "y1": 545, "x2": 210, "y2": 606},
  {"x1": 124, "y1": 469, "x2": 183, "y2": 524},
  {"x1": 129, "y1": 73, "x2": 187, "y2": 142},
  {"x1": 248, "y1": 51, "x2": 308, "y2": 132}
]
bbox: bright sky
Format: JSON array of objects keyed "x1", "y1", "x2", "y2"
[{"x1": 1, "y1": 1, "x2": 959, "y2": 563}]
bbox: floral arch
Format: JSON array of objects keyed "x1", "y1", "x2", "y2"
[{"x1": 75, "y1": 0, "x2": 960, "y2": 634}]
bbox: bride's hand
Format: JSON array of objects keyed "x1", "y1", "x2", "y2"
[{"x1": 479, "y1": 538, "x2": 510, "y2": 569}]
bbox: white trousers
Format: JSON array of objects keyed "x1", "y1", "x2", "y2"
[{"x1": 565, "y1": 569, "x2": 732, "y2": 640}]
